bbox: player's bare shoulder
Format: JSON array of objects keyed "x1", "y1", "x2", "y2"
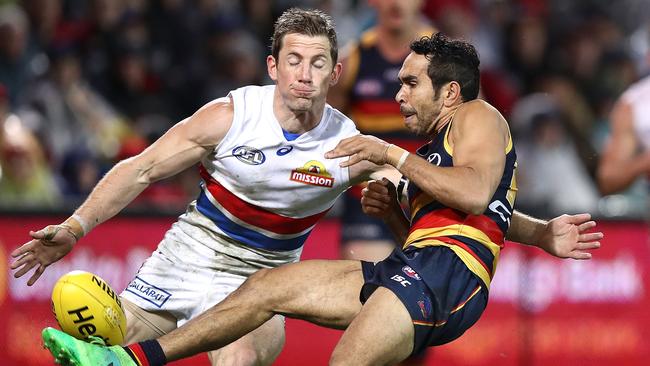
[
  {"x1": 456, "y1": 99, "x2": 503, "y2": 123},
  {"x1": 453, "y1": 99, "x2": 509, "y2": 141},
  {"x1": 182, "y1": 96, "x2": 235, "y2": 148}
]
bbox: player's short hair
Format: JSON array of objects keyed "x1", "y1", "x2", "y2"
[
  {"x1": 271, "y1": 8, "x2": 338, "y2": 66},
  {"x1": 411, "y1": 32, "x2": 480, "y2": 101}
]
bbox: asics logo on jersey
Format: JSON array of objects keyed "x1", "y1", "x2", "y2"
[
  {"x1": 276, "y1": 146, "x2": 294, "y2": 156},
  {"x1": 233, "y1": 146, "x2": 266, "y2": 165}
]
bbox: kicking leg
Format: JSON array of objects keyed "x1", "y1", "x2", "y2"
[
  {"x1": 206, "y1": 315, "x2": 284, "y2": 366},
  {"x1": 122, "y1": 298, "x2": 177, "y2": 343},
  {"x1": 159, "y1": 259, "x2": 365, "y2": 362},
  {"x1": 330, "y1": 287, "x2": 414, "y2": 366}
]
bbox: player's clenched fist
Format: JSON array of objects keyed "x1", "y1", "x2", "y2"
[{"x1": 361, "y1": 178, "x2": 400, "y2": 219}]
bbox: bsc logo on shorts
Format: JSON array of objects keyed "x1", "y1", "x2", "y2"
[{"x1": 402, "y1": 266, "x2": 421, "y2": 280}]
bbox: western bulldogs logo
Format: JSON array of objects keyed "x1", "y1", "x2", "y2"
[
  {"x1": 402, "y1": 266, "x2": 421, "y2": 280},
  {"x1": 233, "y1": 146, "x2": 265, "y2": 165}
]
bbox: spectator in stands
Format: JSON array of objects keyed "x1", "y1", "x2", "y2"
[
  {"x1": 20, "y1": 45, "x2": 130, "y2": 170},
  {"x1": 201, "y1": 28, "x2": 267, "y2": 102},
  {"x1": 511, "y1": 93, "x2": 600, "y2": 216},
  {"x1": 0, "y1": 4, "x2": 44, "y2": 107},
  {"x1": 0, "y1": 86, "x2": 62, "y2": 208}
]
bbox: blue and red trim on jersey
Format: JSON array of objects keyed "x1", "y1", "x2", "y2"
[{"x1": 196, "y1": 166, "x2": 329, "y2": 251}]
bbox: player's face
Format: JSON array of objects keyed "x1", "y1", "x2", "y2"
[
  {"x1": 268, "y1": 33, "x2": 341, "y2": 113},
  {"x1": 396, "y1": 52, "x2": 442, "y2": 136},
  {"x1": 371, "y1": 0, "x2": 423, "y2": 32}
]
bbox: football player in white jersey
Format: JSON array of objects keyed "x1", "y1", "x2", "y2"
[{"x1": 20, "y1": 8, "x2": 599, "y2": 366}]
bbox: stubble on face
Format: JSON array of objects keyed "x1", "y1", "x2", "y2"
[{"x1": 398, "y1": 53, "x2": 439, "y2": 137}]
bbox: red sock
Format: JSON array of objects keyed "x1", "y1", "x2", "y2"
[{"x1": 123, "y1": 340, "x2": 166, "y2": 366}]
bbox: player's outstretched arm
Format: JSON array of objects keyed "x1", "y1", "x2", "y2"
[
  {"x1": 11, "y1": 98, "x2": 234, "y2": 285},
  {"x1": 327, "y1": 101, "x2": 508, "y2": 216},
  {"x1": 507, "y1": 211, "x2": 602, "y2": 260}
]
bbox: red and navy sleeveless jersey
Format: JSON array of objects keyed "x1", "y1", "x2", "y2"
[
  {"x1": 403, "y1": 119, "x2": 517, "y2": 288},
  {"x1": 343, "y1": 27, "x2": 434, "y2": 153}
]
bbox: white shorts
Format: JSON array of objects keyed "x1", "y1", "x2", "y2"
[{"x1": 120, "y1": 203, "x2": 302, "y2": 326}]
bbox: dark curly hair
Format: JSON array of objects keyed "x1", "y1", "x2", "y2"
[
  {"x1": 271, "y1": 8, "x2": 338, "y2": 66},
  {"x1": 410, "y1": 32, "x2": 480, "y2": 101}
]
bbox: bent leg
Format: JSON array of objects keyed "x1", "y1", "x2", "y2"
[
  {"x1": 330, "y1": 287, "x2": 414, "y2": 366},
  {"x1": 158, "y1": 259, "x2": 365, "y2": 362},
  {"x1": 122, "y1": 298, "x2": 177, "y2": 343},
  {"x1": 207, "y1": 315, "x2": 285, "y2": 366}
]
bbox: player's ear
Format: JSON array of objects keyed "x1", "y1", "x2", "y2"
[
  {"x1": 443, "y1": 81, "x2": 462, "y2": 106},
  {"x1": 267, "y1": 55, "x2": 278, "y2": 81},
  {"x1": 330, "y1": 62, "x2": 342, "y2": 86}
]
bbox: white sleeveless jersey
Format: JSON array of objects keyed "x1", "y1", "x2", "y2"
[
  {"x1": 120, "y1": 85, "x2": 359, "y2": 317},
  {"x1": 622, "y1": 76, "x2": 650, "y2": 150},
  {"x1": 195, "y1": 85, "x2": 358, "y2": 252}
]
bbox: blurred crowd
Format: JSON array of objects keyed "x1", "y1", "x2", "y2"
[{"x1": 0, "y1": 0, "x2": 649, "y2": 218}]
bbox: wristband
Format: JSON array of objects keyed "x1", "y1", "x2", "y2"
[
  {"x1": 386, "y1": 144, "x2": 409, "y2": 170},
  {"x1": 70, "y1": 213, "x2": 89, "y2": 236},
  {"x1": 396, "y1": 150, "x2": 409, "y2": 169}
]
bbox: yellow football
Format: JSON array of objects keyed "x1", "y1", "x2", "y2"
[{"x1": 51, "y1": 270, "x2": 126, "y2": 345}]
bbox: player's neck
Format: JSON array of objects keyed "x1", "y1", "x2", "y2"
[
  {"x1": 431, "y1": 104, "x2": 461, "y2": 136},
  {"x1": 376, "y1": 25, "x2": 420, "y2": 62},
  {"x1": 273, "y1": 96, "x2": 325, "y2": 134}
]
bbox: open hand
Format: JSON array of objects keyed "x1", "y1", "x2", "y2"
[
  {"x1": 325, "y1": 135, "x2": 390, "y2": 167},
  {"x1": 538, "y1": 213, "x2": 602, "y2": 260},
  {"x1": 11, "y1": 225, "x2": 78, "y2": 285}
]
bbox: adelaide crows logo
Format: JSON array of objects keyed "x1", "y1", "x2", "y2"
[{"x1": 290, "y1": 160, "x2": 334, "y2": 187}]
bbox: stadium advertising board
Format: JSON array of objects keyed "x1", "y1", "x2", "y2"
[{"x1": 1, "y1": 216, "x2": 648, "y2": 365}]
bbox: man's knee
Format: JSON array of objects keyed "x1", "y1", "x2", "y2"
[
  {"x1": 329, "y1": 351, "x2": 365, "y2": 366},
  {"x1": 328, "y1": 350, "x2": 346, "y2": 366},
  {"x1": 236, "y1": 268, "x2": 281, "y2": 306},
  {"x1": 209, "y1": 347, "x2": 261, "y2": 366},
  {"x1": 208, "y1": 320, "x2": 285, "y2": 366}
]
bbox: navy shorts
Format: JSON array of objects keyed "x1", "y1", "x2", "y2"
[{"x1": 361, "y1": 245, "x2": 488, "y2": 355}]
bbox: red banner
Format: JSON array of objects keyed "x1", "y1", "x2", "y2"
[
  {"x1": 431, "y1": 220, "x2": 650, "y2": 366},
  {"x1": 1, "y1": 216, "x2": 649, "y2": 365}
]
